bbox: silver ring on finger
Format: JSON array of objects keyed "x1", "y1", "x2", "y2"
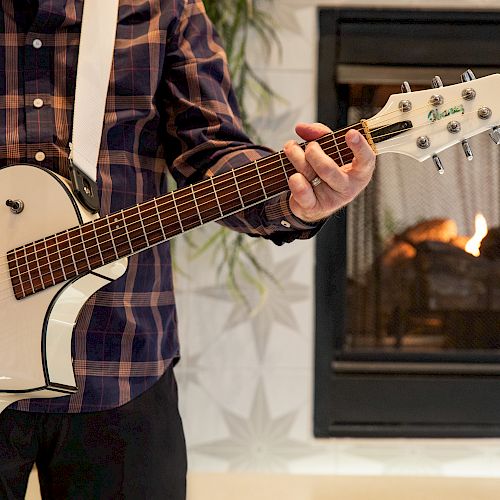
[{"x1": 311, "y1": 176, "x2": 322, "y2": 188}]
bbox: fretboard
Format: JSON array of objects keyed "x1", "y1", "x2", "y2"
[{"x1": 7, "y1": 125, "x2": 363, "y2": 300}]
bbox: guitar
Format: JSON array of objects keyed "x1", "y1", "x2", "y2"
[{"x1": 1, "y1": 72, "x2": 499, "y2": 413}]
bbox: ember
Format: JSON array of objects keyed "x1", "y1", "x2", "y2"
[{"x1": 370, "y1": 217, "x2": 500, "y2": 349}]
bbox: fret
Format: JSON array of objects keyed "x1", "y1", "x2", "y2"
[
  {"x1": 235, "y1": 163, "x2": 265, "y2": 207},
  {"x1": 190, "y1": 184, "x2": 203, "y2": 225},
  {"x1": 122, "y1": 206, "x2": 147, "y2": 253},
  {"x1": 331, "y1": 132, "x2": 344, "y2": 165},
  {"x1": 95, "y1": 218, "x2": 120, "y2": 263},
  {"x1": 153, "y1": 198, "x2": 167, "y2": 241},
  {"x1": 23, "y1": 246, "x2": 36, "y2": 295},
  {"x1": 79, "y1": 226, "x2": 92, "y2": 270},
  {"x1": 254, "y1": 160, "x2": 267, "y2": 199},
  {"x1": 67, "y1": 228, "x2": 91, "y2": 274},
  {"x1": 32, "y1": 242, "x2": 47, "y2": 290},
  {"x1": 120, "y1": 211, "x2": 134, "y2": 254},
  {"x1": 55, "y1": 232, "x2": 75, "y2": 281},
  {"x1": 80, "y1": 222, "x2": 101, "y2": 269},
  {"x1": 210, "y1": 176, "x2": 223, "y2": 217},
  {"x1": 66, "y1": 229, "x2": 79, "y2": 275},
  {"x1": 259, "y1": 156, "x2": 289, "y2": 198},
  {"x1": 107, "y1": 217, "x2": 120, "y2": 259},
  {"x1": 175, "y1": 189, "x2": 199, "y2": 231},
  {"x1": 108, "y1": 213, "x2": 133, "y2": 258},
  {"x1": 137, "y1": 206, "x2": 150, "y2": 247},
  {"x1": 55, "y1": 236, "x2": 67, "y2": 281},
  {"x1": 171, "y1": 192, "x2": 184, "y2": 232},
  {"x1": 279, "y1": 152, "x2": 289, "y2": 179},
  {"x1": 231, "y1": 169, "x2": 245, "y2": 209},
  {"x1": 92, "y1": 221, "x2": 106, "y2": 266},
  {"x1": 43, "y1": 238, "x2": 56, "y2": 286},
  {"x1": 30, "y1": 240, "x2": 48, "y2": 291},
  {"x1": 141, "y1": 200, "x2": 165, "y2": 246}
]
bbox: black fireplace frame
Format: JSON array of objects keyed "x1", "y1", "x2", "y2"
[{"x1": 314, "y1": 8, "x2": 500, "y2": 438}]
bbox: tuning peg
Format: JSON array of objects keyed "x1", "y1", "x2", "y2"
[
  {"x1": 462, "y1": 139, "x2": 474, "y2": 161},
  {"x1": 489, "y1": 126, "x2": 500, "y2": 145},
  {"x1": 401, "y1": 81, "x2": 411, "y2": 93},
  {"x1": 432, "y1": 76, "x2": 444, "y2": 88},
  {"x1": 461, "y1": 69, "x2": 476, "y2": 82},
  {"x1": 433, "y1": 155, "x2": 445, "y2": 174}
]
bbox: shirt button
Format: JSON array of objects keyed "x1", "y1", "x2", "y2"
[
  {"x1": 35, "y1": 151, "x2": 46, "y2": 162},
  {"x1": 32, "y1": 39, "x2": 43, "y2": 49},
  {"x1": 33, "y1": 98, "x2": 44, "y2": 109},
  {"x1": 280, "y1": 220, "x2": 291, "y2": 228}
]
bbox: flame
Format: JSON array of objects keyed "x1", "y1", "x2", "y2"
[{"x1": 465, "y1": 214, "x2": 488, "y2": 256}]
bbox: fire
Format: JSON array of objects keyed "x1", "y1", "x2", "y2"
[{"x1": 465, "y1": 213, "x2": 488, "y2": 257}]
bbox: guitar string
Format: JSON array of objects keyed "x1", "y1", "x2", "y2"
[
  {"x1": 0, "y1": 133, "x2": 366, "y2": 294},
  {"x1": 0, "y1": 103, "x2": 487, "y2": 291},
  {"x1": 0, "y1": 126, "x2": 370, "y2": 272},
  {"x1": 0, "y1": 104, "x2": 485, "y2": 294},
  {"x1": 0, "y1": 100, "x2": 483, "y2": 276},
  {"x1": 0, "y1": 88, "x2": 481, "y2": 272}
]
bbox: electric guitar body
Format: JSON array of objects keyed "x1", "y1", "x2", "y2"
[{"x1": 0, "y1": 164, "x2": 127, "y2": 413}]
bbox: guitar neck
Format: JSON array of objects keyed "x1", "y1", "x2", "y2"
[{"x1": 8, "y1": 124, "x2": 364, "y2": 300}]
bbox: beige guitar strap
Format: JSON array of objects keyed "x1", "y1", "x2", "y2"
[{"x1": 69, "y1": 0, "x2": 120, "y2": 212}]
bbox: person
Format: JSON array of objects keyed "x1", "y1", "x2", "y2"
[{"x1": 0, "y1": 1, "x2": 375, "y2": 499}]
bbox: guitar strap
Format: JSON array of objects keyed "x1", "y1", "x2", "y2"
[{"x1": 69, "y1": 0, "x2": 120, "y2": 213}]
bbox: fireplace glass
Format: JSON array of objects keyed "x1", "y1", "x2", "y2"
[{"x1": 346, "y1": 85, "x2": 500, "y2": 354}]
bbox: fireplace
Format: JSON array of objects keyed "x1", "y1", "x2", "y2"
[{"x1": 315, "y1": 8, "x2": 500, "y2": 437}]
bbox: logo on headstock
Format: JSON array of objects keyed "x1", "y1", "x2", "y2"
[{"x1": 428, "y1": 104, "x2": 465, "y2": 123}]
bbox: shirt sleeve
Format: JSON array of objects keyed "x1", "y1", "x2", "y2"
[{"x1": 158, "y1": 0, "x2": 324, "y2": 245}]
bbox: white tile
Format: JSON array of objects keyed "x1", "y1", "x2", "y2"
[
  {"x1": 246, "y1": 5, "x2": 317, "y2": 72},
  {"x1": 245, "y1": 69, "x2": 317, "y2": 151}
]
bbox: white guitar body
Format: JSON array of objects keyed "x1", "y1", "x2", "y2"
[{"x1": 0, "y1": 164, "x2": 127, "y2": 413}]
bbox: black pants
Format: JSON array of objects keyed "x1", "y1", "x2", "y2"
[{"x1": 0, "y1": 366, "x2": 187, "y2": 500}]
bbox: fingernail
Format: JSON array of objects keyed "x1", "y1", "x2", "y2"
[{"x1": 350, "y1": 131, "x2": 360, "y2": 144}]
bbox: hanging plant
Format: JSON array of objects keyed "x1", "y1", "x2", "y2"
[
  {"x1": 180, "y1": 0, "x2": 282, "y2": 308},
  {"x1": 204, "y1": 0, "x2": 281, "y2": 135}
]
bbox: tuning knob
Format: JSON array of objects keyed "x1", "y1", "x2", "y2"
[
  {"x1": 5, "y1": 199, "x2": 24, "y2": 214},
  {"x1": 432, "y1": 155, "x2": 445, "y2": 174},
  {"x1": 462, "y1": 140, "x2": 474, "y2": 161},
  {"x1": 432, "y1": 76, "x2": 444, "y2": 88},
  {"x1": 401, "y1": 81, "x2": 412, "y2": 93},
  {"x1": 461, "y1": 69, "x2": 476, "y2": 82},
  {"x1": 489, "y1": 126, "x2": 500, "y2": 145}
]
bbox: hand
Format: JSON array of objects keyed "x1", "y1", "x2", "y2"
[{"x1": 283, "y1": 122, "x2": 376, "y2": 223}]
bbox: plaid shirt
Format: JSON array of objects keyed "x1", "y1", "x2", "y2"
[{"x1": 6, "y1": 0, "x2": 319, "y2": 413}]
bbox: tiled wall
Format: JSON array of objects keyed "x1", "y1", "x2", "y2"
[{"x1": 174, "y1": 1, "x2": 500, "y2": 477}]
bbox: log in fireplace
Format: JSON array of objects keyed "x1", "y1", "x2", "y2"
[{"x1": 315, "y1": 8, "x2": 500, "y2": 437}]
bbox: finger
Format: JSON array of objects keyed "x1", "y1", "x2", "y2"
[
  {"x1": 304, "y1": 141, "x2": 347, "y2": 190},
  {"x1": 345, "y1": 129, "x2": 376, "y2": 174},
  {"x1": 283, "y1": 140, "x2": 316, "y2": 180},
  {"x1": 288, "y1": 172, "x2": 317, "y2": 212},
  {"x1": 295, "y1": 122, "x2": 333, "y2": 141}
]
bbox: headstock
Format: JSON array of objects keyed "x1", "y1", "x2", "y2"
[{"x1": 366, "y1": 71, "x2": 500, "y2": 173}]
